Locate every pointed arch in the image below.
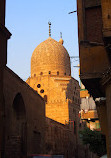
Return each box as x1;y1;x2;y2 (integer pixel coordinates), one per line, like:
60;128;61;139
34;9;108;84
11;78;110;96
12;93;26;119
10;93;27;156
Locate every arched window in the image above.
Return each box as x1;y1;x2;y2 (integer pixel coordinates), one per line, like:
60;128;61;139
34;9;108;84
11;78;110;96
57;71;59;75
40;72;43;75
34;74;36;77
49;71;51;74
37;84;41;88
44;95;47;103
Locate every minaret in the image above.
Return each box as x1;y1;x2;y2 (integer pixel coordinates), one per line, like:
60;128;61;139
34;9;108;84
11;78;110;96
0;1;11;158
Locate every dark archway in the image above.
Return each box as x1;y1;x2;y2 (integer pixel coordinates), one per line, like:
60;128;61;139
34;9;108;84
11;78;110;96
6;93;27;158
13;93;26;120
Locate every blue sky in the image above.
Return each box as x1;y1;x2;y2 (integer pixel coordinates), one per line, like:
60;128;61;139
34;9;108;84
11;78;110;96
6;0;79;81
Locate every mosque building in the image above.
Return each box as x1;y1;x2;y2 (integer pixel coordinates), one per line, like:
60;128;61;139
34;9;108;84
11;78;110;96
26;23;97;158
26;24;80;125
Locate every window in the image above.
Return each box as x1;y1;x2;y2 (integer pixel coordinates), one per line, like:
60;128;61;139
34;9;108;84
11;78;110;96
37;84;41;88
34;74;36;77
74;121;76;134
64;73;66;75
73;96;74;101
49;71;51;74
57;71;59;75
40;72;43;75
79;123;81;128
40;89;44;93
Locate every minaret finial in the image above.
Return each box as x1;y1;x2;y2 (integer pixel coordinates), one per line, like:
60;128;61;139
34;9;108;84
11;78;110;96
60;32;62;39
48;21;51;37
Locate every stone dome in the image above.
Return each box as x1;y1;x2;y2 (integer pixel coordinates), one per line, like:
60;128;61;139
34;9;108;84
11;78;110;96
31;37;71;77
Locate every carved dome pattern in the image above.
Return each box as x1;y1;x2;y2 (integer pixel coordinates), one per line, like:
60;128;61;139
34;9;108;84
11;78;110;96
31;37;71;76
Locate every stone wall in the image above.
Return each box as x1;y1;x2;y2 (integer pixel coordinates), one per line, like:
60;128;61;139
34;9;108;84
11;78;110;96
45;117;75;158
3;67;45;157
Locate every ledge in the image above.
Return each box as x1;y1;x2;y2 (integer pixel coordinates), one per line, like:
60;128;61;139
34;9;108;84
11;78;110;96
80;40;104;47
0;23;11;39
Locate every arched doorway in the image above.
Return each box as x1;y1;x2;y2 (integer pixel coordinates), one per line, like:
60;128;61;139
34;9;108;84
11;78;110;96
6;93;27;158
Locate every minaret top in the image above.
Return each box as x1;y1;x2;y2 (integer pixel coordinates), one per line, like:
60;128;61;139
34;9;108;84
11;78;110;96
48;21;51;37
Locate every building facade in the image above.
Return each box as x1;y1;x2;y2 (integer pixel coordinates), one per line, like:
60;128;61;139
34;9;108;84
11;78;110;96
26;36;81;157
80;83;101;131
77;0;111;157
4;67;45;158
26;34;98;158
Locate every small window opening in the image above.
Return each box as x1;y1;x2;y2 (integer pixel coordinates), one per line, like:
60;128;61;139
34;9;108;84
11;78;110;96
40;72;43;75
57;71;59;75
34;74;36;77
74;121;76;134
49;71;51;74
64;73;66;75
79;123;81;127
37;84;41;88
40;89;44;93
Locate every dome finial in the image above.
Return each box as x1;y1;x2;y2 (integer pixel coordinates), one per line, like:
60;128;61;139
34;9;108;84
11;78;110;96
48;21;51;37
59;32;64;45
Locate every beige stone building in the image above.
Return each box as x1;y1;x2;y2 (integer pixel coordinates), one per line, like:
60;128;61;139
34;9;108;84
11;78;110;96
26;35;97;158
26;37;80;125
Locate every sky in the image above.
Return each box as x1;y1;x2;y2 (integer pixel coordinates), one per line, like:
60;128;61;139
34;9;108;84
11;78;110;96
5;0;79;81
